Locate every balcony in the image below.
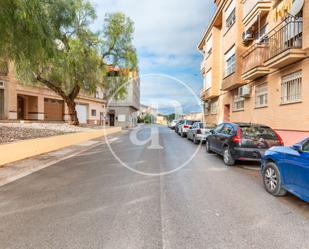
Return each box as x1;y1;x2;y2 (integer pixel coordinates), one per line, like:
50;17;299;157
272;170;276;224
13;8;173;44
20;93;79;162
243;0;272;28
201;87;219;101
222;72;245;91
264;17;306;69
242;43;270;81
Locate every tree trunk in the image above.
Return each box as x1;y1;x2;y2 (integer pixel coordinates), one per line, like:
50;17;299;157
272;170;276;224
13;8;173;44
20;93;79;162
35;74;81;126
66;99;79;126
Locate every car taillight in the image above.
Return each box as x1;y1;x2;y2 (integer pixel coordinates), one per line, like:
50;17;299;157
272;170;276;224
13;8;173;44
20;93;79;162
233;127;241;143
274;130;284;146
196;129;201;134
184;125;189;128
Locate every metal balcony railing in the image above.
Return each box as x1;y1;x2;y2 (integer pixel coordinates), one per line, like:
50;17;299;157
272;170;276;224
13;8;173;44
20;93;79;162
265;16;303;61
242;43;267;74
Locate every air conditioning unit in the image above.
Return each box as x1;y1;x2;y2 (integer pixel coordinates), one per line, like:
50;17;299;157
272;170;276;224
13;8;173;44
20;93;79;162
0;81;4;89
240;85;251;98
242;30;254;43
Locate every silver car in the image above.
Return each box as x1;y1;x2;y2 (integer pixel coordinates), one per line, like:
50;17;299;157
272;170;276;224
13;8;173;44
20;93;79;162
187;122;216;144
169;119;179;129
178;120;197;137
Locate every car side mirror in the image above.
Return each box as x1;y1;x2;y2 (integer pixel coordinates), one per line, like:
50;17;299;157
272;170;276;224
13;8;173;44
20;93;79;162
292;143;302;152
210;129;214;134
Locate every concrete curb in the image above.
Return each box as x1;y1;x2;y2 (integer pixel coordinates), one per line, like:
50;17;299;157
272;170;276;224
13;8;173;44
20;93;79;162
0;127;121;166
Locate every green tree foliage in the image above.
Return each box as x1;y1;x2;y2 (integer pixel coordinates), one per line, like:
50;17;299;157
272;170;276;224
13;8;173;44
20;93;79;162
138;114;154;124
165;113;176;121
100;13;138;102
0;0;137;125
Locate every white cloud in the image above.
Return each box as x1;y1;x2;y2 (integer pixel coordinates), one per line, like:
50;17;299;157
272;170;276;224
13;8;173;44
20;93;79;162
90;0;215;113
91;0;215;57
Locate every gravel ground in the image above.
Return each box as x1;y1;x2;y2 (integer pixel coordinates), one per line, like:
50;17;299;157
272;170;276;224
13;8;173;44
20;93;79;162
0;126;69;144
0;123;103;144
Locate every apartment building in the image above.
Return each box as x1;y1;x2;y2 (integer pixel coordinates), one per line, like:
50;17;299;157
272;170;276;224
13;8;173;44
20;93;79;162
0;62;106;125
107;67;140;128
198;0;309;144
181;112;203;121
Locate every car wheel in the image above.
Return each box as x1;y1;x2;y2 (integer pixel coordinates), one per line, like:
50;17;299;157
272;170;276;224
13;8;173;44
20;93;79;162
193;136;198;144
181;131;185;137
263;162;287;197
205;139;212;153
223;147;235;166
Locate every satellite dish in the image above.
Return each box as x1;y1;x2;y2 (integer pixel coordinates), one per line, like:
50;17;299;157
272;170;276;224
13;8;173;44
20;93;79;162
289;0;304;16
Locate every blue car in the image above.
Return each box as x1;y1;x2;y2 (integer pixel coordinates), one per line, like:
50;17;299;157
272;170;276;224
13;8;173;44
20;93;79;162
261;138;309;202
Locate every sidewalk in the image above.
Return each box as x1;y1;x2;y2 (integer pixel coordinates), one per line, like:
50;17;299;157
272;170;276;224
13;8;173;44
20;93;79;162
0;138;104;187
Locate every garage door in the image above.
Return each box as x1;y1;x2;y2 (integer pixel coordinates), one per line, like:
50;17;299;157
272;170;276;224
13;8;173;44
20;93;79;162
44;98;64;121
76;104;88;124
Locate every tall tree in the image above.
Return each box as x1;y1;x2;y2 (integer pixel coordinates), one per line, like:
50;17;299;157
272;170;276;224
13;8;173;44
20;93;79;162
99;13;138;102
17;0;101;125
0;1;137;125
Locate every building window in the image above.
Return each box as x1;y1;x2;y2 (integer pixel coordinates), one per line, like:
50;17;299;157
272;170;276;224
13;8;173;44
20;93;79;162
203;77;207;90
255;24;268;42
255;83;268;108
225;0;236;30
225;46;236;77
91;109;97;116
204;102;209;116
281;71;302;104
210;101;218;115
206;35;212;55
204;69;212;90
233;88;244;111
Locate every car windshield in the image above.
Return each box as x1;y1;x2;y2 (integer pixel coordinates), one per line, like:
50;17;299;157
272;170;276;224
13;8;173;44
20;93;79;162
204;123;216;129
240;126;278;140
186;120;195;125
302;140;309;152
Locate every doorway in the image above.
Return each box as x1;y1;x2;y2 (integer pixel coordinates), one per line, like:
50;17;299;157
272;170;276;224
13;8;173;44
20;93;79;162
0;89;4;119
17;96;25;120
224;104;231;122
109;113;115;126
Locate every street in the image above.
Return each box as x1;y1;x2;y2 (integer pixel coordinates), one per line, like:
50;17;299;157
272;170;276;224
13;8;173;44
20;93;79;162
0;125;309;249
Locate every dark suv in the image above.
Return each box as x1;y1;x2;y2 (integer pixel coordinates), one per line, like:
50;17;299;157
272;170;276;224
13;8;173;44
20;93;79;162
205;122;284;165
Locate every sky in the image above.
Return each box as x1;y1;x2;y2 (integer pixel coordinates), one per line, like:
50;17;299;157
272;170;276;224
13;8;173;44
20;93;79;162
91;0;216;114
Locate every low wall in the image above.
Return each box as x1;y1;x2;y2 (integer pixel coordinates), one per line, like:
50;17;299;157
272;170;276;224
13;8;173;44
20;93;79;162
0;127;121;166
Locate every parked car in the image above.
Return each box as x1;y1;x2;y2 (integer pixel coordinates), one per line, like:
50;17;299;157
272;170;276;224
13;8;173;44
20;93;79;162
178;120;199;137
205;122;284;166
174;120;184;134
261;138;309;202
187;122;216;144
169;119;179;129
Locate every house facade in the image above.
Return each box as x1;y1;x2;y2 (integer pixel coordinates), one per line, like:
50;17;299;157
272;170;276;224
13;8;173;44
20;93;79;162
181;112;203;121
107;68;140;128
0;62;106;125
198;0;309;144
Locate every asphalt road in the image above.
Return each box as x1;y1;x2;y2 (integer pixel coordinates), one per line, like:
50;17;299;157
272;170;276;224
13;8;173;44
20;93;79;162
0;125;309;249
